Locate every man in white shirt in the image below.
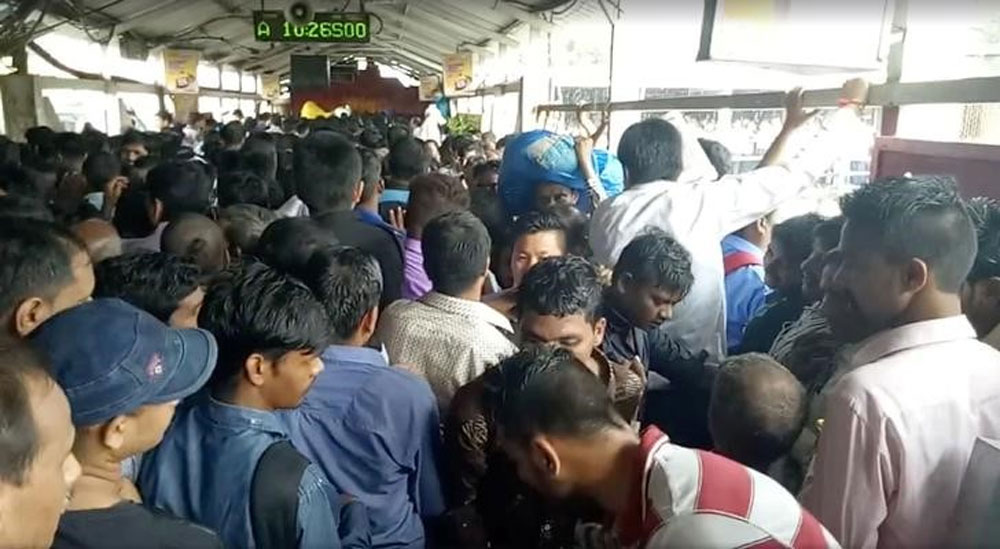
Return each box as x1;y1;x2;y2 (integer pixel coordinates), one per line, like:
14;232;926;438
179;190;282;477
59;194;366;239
590;80;868;362
802;176;1000;547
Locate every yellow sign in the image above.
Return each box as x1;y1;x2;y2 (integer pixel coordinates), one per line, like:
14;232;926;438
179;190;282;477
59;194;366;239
442;52;473;97
261;73;280;100
419;75;441;101
163;49;200;94
721;0;775;21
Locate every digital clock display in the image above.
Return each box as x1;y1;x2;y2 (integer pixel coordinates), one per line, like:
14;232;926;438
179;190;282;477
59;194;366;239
252;11;371;43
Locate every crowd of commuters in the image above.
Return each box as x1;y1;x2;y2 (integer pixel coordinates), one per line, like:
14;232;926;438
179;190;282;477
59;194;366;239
0;75;999;549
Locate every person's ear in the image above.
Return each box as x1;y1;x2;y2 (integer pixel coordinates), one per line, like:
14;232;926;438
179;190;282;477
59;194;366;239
351;180;364;207
983;277;1000;303
101;416;128;451
903;258;930;294
13;297;51;337
377;179;385;193
244;353;269;387
359;306;380;343
593;317;607;348
614;272;633;297
148;198;164;226
530;435;562;480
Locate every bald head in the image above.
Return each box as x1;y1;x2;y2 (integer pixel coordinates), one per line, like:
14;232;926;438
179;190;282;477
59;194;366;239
709;353;807;471
71;219;122;263
161;213;228;275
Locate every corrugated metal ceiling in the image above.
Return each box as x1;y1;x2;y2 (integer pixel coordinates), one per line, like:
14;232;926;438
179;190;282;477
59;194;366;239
67;0;613;77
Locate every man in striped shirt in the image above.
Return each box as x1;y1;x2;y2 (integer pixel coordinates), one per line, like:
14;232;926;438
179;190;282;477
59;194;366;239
493;346;839;549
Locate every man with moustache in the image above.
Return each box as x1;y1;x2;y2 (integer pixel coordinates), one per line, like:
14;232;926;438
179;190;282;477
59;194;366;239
802;176;1000;548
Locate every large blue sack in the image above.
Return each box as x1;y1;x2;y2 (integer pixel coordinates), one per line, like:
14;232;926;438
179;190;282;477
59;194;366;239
499;130;624;216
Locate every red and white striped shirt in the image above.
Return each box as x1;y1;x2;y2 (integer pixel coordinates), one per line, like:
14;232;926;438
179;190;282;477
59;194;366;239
616;427;840;549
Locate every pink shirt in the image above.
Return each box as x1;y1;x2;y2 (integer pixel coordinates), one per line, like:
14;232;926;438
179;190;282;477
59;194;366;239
801;316;1000;548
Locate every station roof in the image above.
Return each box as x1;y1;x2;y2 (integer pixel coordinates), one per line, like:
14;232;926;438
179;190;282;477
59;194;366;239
65;0;611;77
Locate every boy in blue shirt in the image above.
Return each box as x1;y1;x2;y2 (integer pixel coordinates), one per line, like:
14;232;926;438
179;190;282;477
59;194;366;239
139;261;369;548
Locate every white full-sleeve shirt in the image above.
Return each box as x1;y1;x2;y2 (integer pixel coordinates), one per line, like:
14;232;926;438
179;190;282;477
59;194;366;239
801;315;1000;548
589;109;859;362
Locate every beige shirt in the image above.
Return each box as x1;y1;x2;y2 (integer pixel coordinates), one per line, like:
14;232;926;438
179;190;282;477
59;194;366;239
801;316;1000;548
376;291;518;411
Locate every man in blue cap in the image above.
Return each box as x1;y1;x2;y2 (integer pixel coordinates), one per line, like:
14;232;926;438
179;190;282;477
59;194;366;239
30;298;222;548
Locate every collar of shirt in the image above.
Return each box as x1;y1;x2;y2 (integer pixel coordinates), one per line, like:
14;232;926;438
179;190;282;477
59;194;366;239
420;291;514;334
616;426;671;547
121;222;168;253
722;233;764;258
202;396;287;437
320;344;387;368
851;315;977;367
356;208;404;239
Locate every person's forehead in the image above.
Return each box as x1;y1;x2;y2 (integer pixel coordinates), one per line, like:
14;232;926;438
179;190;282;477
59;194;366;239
28;377;71;448
522;312;590;334
516;230;566;252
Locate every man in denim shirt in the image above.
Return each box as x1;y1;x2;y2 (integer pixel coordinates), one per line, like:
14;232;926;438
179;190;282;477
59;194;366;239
282;246;445;548
139;261;369;548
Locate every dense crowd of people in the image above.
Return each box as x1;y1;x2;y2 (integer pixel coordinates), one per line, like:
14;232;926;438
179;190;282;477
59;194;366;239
0;75;999;549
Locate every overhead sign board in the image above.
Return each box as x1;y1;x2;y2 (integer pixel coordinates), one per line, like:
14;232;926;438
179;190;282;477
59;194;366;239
253;11;370;43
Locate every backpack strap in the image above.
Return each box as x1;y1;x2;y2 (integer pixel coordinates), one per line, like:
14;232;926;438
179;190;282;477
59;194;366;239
250;440;310;549
723;251;762;276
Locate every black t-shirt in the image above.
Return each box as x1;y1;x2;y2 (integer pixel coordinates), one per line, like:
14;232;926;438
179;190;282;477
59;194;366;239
53;502;223;549
315;210;404;307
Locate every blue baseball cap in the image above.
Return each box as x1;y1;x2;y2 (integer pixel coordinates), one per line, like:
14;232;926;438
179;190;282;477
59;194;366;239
31;298;218;426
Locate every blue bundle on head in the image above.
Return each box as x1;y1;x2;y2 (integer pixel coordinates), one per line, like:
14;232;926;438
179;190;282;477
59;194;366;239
499;130;624;216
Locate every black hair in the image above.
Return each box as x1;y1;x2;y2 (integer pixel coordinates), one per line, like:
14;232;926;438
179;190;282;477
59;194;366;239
0;194;54;222
698;137;732;180
93;252;201;323
493;346;624;447
966;197;1000;282
82;151;121;192
55;132;87;162
0;344;52;486
199;260;330;394
221;121;245;147
360;127;385;149
772;214;825;265
239;135;278;181
0;163;39;197
147;160;213;219
541;204;590;257
617;119;683;186
294;131;362;214
841;176;976;293
359;148;383;203
301;246;382;342
813;216;845;252
472;159;501;181
256;217;337;275
422;211;491;296
217;171;272;209
218;204;278;257
614;230;694;297
387;137;430;181
0;218;84;320
709;353;807;470
120;130;146;150
386;125;410;147
512;210;567;246
406;173;470;233
517;256;602;322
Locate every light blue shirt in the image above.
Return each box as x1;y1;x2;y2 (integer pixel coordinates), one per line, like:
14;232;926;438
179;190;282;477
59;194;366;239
722;234;769;353
281;346;445;548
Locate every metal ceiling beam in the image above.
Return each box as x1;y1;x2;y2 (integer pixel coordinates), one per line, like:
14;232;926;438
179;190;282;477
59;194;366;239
405;1;519;46
115;0;204;34
367;5;483;52
439;0;554;32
